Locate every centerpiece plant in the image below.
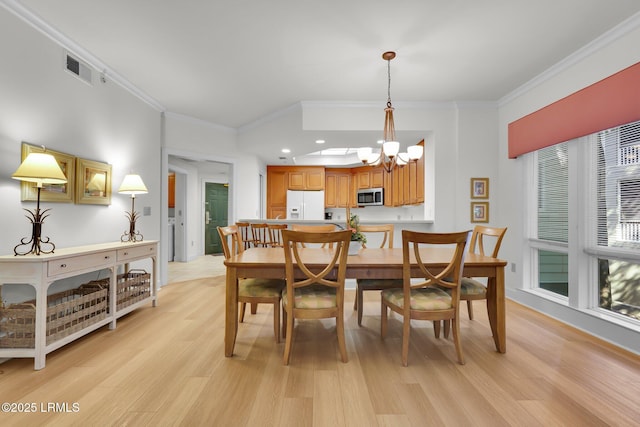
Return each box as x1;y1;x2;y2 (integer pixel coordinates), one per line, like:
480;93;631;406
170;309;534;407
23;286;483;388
348;214;367;245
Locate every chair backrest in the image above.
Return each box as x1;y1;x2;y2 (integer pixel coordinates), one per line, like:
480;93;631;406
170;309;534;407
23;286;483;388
469;225;507;258
291;224;337;248
217;225;243;259
235;222;253;250
251;223;270;247
267;223;288;248
359;224;394;248
281;229;352;294
401;230;471;305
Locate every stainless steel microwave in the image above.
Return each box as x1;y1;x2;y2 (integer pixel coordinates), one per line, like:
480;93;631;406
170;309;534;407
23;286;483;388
357;188;384;206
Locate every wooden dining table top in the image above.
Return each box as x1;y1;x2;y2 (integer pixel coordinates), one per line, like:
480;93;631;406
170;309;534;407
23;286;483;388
223;246;507;279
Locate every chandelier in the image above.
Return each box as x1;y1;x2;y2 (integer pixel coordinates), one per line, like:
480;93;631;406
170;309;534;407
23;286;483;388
357;51;423;173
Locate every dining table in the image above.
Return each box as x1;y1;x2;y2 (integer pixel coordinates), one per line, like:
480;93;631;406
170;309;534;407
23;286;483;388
223;247;508;357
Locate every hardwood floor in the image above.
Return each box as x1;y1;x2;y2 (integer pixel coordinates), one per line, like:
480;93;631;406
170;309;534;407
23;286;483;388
0;256;638;426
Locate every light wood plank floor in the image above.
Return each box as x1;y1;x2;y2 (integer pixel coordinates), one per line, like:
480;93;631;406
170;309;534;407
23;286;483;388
0;256;638;426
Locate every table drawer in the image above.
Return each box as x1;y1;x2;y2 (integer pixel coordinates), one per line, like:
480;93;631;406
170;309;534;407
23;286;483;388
47;251;116;277
117;244;157;262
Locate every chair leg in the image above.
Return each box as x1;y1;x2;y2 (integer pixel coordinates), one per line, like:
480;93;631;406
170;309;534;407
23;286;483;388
283;309;294;365
251;302;258;314
451;315;465;365
239;302;246;323
381;300;388;338
273;301;280;343
353;290;357;310
336;313;348;363
282;304;287;338
444;320;450;339
433;320;441;338
356;285;364;326
467;299;474;320
402;316;411;367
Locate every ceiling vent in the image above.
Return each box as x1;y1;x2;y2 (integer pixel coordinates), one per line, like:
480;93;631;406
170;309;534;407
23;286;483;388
64;51;92;85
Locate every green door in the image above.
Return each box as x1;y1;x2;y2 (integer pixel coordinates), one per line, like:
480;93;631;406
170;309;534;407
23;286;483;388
205;183;228;255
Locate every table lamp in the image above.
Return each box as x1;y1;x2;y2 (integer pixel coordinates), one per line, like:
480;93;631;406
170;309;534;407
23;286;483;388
11;152;68;256
118;173;148;242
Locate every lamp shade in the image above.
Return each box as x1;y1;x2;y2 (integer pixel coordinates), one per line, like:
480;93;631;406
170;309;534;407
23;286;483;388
12;152;67;186
118;174;148;195
357;147;372;162
408;145;423;160
383;141;399;157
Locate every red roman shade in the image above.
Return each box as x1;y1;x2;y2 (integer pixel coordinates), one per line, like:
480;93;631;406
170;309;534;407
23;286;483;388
508;61;640;158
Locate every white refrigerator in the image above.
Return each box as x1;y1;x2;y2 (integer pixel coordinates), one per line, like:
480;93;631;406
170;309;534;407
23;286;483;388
286;190;325;220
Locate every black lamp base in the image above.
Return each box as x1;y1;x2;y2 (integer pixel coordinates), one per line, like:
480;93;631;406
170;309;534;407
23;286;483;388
121;211;143;242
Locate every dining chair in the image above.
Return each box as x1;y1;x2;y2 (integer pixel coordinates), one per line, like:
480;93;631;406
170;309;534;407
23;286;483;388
381;229;471;366
235;222;254;250
290;224;337;248
461;225;508;319
353;224;402;326
440;225;507;338
267;223;288;248
217;225;285;342
251;223;271;247
281;229;352;365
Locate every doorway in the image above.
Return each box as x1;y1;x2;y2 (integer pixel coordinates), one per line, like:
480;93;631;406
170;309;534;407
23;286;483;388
205;182;228;254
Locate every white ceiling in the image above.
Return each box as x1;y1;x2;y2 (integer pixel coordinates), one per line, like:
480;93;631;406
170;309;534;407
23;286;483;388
9;0;640;164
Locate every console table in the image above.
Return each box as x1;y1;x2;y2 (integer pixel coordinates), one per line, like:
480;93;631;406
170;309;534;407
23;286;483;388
0;241;158;369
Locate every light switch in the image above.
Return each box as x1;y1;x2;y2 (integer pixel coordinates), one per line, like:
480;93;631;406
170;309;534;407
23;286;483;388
143;206;151;216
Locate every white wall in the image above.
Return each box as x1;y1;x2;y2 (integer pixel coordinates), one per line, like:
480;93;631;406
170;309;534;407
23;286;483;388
497;24;640;352
0;9;161;257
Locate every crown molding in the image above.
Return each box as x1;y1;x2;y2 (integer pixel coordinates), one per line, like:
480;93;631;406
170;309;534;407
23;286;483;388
1;0;165;112
499;11;640;106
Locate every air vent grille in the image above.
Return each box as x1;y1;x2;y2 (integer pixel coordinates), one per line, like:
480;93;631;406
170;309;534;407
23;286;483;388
64;51;92;85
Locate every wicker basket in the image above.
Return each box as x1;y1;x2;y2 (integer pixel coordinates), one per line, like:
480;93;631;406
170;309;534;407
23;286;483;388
116;269;151;311
0;303;36;348
0;280;109;348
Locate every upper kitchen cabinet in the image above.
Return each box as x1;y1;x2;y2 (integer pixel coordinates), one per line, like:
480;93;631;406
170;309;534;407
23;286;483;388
288;167;325;190
325;168;352;208
355;166;385;189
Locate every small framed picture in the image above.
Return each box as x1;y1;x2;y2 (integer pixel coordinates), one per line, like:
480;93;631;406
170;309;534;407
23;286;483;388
471;202;489;223
75;158;112;205
20;142;75;203
471;177;489;199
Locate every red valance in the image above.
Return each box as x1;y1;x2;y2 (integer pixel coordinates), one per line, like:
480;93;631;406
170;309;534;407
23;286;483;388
508;62;640;158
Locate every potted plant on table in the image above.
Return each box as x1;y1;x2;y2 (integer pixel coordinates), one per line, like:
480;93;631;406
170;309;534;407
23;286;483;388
348;214;366;254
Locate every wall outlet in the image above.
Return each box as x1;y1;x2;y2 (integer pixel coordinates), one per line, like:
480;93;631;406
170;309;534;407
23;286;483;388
511;263;516;273
143;206;151;216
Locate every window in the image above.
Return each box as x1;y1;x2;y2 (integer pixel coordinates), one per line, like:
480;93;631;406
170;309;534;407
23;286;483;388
529;120;640;322
535;143;568;296
593;122;640;320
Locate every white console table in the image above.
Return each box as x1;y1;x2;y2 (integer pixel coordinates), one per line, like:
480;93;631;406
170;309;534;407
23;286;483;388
0;241;158;370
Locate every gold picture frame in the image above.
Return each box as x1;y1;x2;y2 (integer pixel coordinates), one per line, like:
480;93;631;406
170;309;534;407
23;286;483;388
75;158;112;205
471;202;489;223
20;142;75;203
470;177;489;199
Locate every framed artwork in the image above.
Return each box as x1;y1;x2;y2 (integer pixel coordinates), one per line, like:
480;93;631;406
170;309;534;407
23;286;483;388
75;158;112;205
20;142;75;203
471;202;489;223
470;177;489;199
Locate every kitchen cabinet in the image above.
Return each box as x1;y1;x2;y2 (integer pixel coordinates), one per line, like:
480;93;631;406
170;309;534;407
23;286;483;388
267;167;288;219
325;169;352;208
288;167;325;190
355;166;385;189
